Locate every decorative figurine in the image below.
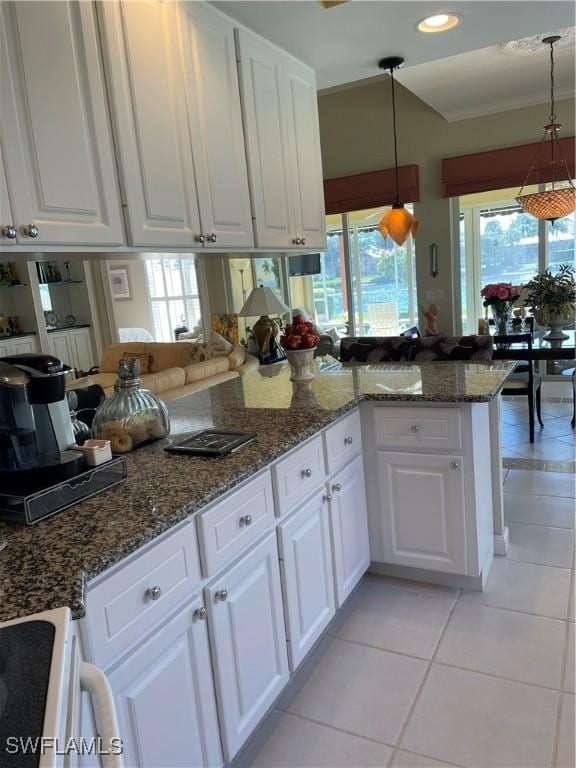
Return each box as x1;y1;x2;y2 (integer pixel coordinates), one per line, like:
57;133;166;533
420;303;440;336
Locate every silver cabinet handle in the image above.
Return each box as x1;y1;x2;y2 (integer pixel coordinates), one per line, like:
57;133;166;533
323;494;333;503
23;224;39;238
301;237;306;245
195;234;205;243
301;468;312;478
450;461;460;469
332;483;342;492
410;425;420;433
239;514;253;527
207;233;217;243
293;237;302;245
2;225;16;239
146;585;162;601
215;589;228;602
194;607;207;621
344;436;353;445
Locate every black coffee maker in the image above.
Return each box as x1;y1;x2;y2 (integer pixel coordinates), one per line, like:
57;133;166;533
0;353;84;487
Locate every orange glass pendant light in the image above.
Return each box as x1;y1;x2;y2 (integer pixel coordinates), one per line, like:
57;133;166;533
377;56;419;246
516;36;575;222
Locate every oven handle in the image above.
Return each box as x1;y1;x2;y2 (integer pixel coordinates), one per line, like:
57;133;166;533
79;662;124;768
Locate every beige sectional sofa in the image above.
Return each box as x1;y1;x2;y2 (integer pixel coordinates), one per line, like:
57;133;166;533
69;341;259;400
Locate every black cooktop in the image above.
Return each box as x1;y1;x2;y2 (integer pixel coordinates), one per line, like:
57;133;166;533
0;621;55;768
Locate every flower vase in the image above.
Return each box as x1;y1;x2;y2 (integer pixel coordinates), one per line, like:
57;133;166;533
285;347;316;382
492;304;512;335
543;310;570;341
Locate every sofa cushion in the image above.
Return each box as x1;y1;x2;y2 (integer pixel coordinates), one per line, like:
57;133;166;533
100;343;148;373
184;357;230;384
227;344;247;370
143;342;195;373
140;367;186;394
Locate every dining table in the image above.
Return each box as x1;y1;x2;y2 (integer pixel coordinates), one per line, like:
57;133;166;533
492;329;575;362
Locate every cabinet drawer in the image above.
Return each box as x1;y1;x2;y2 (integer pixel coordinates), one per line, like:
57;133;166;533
197;470;274;576
272;435;326;517
324;409;362;474
373;406;462;451
85;522;202;668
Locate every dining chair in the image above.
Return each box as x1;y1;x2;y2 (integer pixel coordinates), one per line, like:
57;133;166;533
400;326;421;338
497;332;543;443
561;368;575;428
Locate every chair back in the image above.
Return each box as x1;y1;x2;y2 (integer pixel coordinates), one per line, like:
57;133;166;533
366;302;399;335
400;326;421;338
495;332;534;388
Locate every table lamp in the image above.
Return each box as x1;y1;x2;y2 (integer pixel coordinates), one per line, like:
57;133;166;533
239;286;290;361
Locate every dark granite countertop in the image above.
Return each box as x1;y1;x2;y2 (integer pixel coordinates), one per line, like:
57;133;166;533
0;360;515;622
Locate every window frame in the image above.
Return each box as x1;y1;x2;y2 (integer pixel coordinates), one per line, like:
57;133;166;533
144;257;201;342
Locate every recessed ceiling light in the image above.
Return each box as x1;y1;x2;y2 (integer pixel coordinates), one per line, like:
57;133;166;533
417;13;461;33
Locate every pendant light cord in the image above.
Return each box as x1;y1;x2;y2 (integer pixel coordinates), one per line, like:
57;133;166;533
548;39;557;124
389;65;400;204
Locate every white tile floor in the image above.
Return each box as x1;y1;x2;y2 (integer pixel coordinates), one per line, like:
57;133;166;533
501;398;575;463
235;463;575;768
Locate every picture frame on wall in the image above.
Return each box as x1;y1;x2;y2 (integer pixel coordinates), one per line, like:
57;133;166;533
109;266;131;300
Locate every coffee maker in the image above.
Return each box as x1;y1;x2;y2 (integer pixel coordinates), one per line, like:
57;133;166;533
0;353;84;487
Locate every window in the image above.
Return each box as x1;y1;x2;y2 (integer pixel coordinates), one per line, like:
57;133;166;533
144;257;201;342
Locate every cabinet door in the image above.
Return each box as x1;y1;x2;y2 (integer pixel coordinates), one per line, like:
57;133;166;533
108;594;223;768
69;328;95;373
49;332;73;368
98;1;203;248
236;30;294;248
11;336;37;355
278;490;335;670
0;1;124;246
176;3;254;248
0;340;11;358
206;532;289;762
0;143;16;246
330;455;370;607
376;451;467;574
284;59;326;250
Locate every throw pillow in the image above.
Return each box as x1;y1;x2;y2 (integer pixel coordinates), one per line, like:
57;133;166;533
189;344;208;363
227;344;247;370
209;331;233;352
123;351;152;374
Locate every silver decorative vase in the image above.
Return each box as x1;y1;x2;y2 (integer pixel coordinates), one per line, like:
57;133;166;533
543;310;570;341
285;347;316;382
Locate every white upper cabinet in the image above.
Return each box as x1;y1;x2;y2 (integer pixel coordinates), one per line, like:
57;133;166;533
98;1;203;248
284;58;327;250
237;29;327;250
236;30;293;248
0;2;124;246
176;2;254;249
0;144;16;245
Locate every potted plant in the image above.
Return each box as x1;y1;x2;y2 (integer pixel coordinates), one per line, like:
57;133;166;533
480;283;521;334
525;264;575;341
280;314;320;381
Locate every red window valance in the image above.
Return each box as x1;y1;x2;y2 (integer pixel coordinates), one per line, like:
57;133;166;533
442;137;575;198
323;165;420;215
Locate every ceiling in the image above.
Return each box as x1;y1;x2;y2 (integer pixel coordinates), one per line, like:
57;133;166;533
212;1;575;120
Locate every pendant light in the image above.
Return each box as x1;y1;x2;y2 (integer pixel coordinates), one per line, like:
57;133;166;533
516;36;575;222
377;56;419;246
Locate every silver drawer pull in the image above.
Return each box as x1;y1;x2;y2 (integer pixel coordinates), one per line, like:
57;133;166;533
323;494;333;503
146;585;162;601
239;514;253;527
302;468;312;478
215;589;228;602
450;461;460;469
410;425;420;433
194;607;207;621
332;483;342;492
2;225;17;240
344;436;353;445
23;223;39;238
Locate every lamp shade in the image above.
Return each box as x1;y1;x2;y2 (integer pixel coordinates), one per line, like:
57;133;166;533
516;188;576;222
378;205;419;246
239;286;290;317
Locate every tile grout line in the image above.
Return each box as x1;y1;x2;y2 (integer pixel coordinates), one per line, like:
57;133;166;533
272;707;397;750
386;588;462;767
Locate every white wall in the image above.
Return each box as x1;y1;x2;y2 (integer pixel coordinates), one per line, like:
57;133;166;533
105;260;155;338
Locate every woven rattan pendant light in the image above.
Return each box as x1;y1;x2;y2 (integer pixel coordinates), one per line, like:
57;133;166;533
377;56;419;246
516;36;575;222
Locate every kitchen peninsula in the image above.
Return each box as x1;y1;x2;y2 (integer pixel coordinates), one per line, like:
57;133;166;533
0;360;514;766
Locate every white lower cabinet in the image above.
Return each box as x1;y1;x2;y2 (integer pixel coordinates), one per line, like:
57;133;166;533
206;532;289;762
329;454;371;606
376;451;467;574
49;327;95;372
108;594;222;768
0;334;37;357
278;490;335;671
